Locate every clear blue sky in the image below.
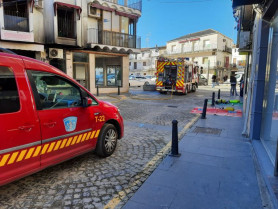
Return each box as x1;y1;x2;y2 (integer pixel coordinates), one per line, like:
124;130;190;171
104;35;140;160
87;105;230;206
137;0;236;48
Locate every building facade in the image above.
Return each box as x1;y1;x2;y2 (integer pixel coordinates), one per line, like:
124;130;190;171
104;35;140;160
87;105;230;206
232;0;278;206
0;0;142;94
163;29;234;83
231;47;246;71
129;46;165;76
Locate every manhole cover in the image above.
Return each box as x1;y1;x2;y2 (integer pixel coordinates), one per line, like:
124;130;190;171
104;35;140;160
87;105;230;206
167;105;178;108
193;127;222;135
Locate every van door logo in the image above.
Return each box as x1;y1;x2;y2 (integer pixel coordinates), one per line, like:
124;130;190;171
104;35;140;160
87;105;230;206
63;117;77;132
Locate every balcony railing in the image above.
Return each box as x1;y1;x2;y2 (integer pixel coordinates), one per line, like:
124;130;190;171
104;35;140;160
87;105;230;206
166;44;218;55
88;28;141;49
223;46;232;53
4;10;29;32
102;0;142;11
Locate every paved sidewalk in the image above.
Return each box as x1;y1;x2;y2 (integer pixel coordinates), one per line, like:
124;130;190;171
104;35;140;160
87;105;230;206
123;115;268;209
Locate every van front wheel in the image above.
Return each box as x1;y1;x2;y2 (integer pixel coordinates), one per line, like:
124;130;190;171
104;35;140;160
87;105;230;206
96;124;118;157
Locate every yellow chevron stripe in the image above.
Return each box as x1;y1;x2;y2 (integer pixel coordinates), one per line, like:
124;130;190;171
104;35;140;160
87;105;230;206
33;146;42;157
66;137;73;147
41;144;49;155
95;130;100;138
17;150;27;162
60;139;68;149
25;147;35;159
0;154;10;167
81;133;87;142
0;131;95;167
90;131;96;139
76;134;83;144
71;136;78;145
54;140;62;151
47;142;56;153
8;152;19;165
86;132;92;140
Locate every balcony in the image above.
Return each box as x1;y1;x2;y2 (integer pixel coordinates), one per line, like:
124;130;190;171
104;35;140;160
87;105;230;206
223;46;232;53
102;0;142;11
88;28;141;49
166;44;218;55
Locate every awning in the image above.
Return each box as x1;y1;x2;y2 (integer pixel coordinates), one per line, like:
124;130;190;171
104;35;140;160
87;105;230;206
115;11;139;19
54;2;82;19
90;3;115;12
232;0;263;7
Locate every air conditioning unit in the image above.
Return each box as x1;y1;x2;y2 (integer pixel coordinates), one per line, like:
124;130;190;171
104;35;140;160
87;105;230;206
88;6;101;18
49;48;63;59
34;0;43;9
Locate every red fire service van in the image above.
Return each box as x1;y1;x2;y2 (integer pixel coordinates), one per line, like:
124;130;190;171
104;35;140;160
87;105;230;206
0;53;124;186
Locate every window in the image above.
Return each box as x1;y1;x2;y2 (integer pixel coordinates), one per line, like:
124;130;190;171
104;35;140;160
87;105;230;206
3;0;29;32
96;57;122;87
193;41;199;51
107;66;122;86
29;71;83;110
96;67;104;86
57;7;76;38
0;66;20;114
73;53;89;89
203;40;211;49
171;45;177;53
134;62;137;69
143;62;146;66
121;16;129;34
203;57;208;64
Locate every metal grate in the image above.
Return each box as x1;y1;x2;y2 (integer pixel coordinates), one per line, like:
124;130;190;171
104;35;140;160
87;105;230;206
193;127;222;135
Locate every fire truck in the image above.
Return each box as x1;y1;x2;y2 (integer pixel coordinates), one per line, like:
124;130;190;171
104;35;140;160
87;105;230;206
156;57;199;95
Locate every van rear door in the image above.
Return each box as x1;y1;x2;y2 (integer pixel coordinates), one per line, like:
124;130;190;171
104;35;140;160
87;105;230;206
0;55;41;185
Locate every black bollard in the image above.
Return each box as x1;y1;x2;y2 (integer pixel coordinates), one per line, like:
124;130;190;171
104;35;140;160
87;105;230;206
218;89;221;99
201;99;208;119
212;92;215;106
97;85;99;96
170;120;180;157
118;85;120;95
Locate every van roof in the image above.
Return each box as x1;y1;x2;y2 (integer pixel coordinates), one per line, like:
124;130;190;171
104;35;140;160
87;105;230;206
0;52;68;78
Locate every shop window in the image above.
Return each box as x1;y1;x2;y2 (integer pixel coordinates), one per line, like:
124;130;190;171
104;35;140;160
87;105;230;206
107;66;122;87
96;67;104;86
261;16;278;166
0;66;20;114
3;0;29;32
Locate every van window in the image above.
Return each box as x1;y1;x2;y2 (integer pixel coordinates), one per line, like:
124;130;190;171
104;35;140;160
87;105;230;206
0;66;20;114
28;71;83;110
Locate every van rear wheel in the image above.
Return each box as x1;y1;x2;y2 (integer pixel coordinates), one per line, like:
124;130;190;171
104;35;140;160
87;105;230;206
96;124;118;157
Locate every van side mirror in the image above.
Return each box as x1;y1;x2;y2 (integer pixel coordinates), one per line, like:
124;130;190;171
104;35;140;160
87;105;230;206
83;97;93;107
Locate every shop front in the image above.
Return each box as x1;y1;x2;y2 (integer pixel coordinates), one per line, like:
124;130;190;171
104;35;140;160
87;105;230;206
68;51;129;95
260;11;278;171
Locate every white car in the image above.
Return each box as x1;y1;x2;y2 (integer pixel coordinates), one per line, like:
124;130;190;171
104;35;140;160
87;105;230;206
129;76;153;87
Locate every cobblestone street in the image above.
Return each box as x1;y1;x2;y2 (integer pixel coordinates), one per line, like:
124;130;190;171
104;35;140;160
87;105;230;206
0;85;231;209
